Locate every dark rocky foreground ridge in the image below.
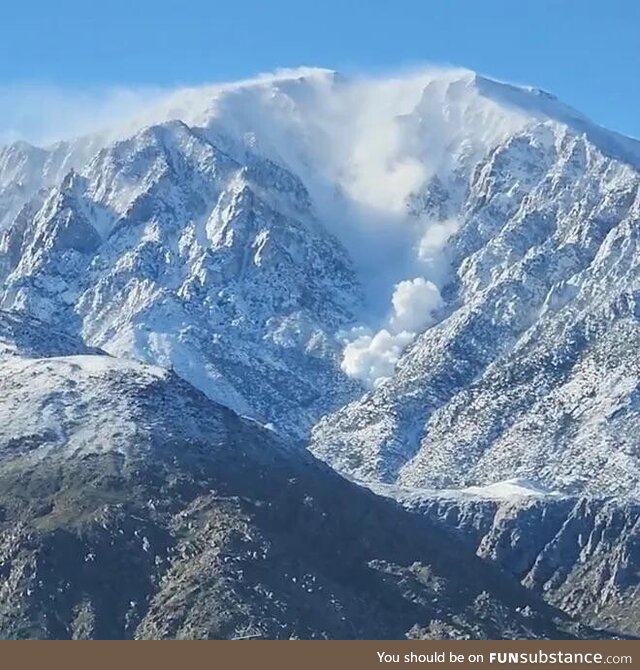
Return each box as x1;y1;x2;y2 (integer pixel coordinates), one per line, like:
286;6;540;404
387;488;640;637
0;311;600;640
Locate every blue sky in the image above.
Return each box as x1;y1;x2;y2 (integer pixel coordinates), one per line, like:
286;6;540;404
1;0;639;138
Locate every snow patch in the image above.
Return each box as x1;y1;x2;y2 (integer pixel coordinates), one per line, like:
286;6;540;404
454;478;564;501
372;478;565;504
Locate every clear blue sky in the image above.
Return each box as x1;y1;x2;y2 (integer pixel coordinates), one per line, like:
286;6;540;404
2;0;639;138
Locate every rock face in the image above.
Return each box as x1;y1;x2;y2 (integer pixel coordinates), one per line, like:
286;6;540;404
0;311;590;640
385;485;640;636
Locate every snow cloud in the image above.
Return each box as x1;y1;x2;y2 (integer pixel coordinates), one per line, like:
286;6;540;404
334;79;430;214
418;218;461;265
341;328;414;387
389;277;443;332
0;84;169;146
341;277;443;389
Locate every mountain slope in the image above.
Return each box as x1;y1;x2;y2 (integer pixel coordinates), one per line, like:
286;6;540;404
309;83;640;495
0;118;363;438
0;311;591;640
381;485;640;637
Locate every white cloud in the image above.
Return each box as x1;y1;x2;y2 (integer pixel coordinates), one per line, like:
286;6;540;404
418;218;461;264
341;277;443;389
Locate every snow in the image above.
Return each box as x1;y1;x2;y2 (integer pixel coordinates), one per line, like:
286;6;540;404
372;478;565;504
341;277;443;388
0;351;169;460
451;478;565;501
0;352;167;382
390;278;443;332
341;328;414;389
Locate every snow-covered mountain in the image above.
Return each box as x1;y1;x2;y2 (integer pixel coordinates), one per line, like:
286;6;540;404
0;82;366;437
2;66;640;497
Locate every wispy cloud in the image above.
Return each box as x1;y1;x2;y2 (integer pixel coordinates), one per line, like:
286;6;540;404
0;84;170;146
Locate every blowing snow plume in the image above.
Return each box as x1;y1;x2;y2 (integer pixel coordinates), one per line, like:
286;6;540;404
341;277;444;389
117;66;509;389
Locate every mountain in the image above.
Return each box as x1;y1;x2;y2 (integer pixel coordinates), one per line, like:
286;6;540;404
377;482;640;637
2;67;640;494
0;98;365;439
0;310;593;640
307;73;640;497
1;66;640;639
